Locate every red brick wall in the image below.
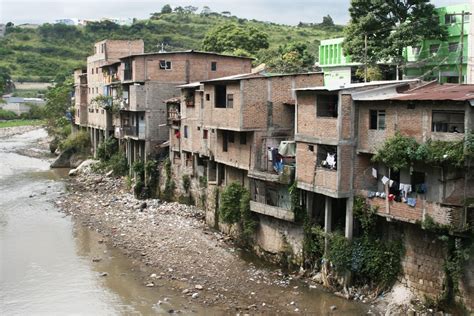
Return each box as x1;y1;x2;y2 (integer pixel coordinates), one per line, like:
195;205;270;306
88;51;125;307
296;92;338;140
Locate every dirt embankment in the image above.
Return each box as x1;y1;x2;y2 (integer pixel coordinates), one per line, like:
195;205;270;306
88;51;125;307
0;125;44;138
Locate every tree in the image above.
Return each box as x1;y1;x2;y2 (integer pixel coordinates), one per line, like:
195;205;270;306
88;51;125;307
184;6;198;14
258;42;315;73
201;6;212;16
321;15;335;27
0;66;13;95
202;23;269;54
161;4;172;14
343;0;447;69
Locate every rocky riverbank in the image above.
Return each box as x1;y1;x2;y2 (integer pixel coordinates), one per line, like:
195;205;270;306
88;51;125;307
0;124;44;138
56;169;371;314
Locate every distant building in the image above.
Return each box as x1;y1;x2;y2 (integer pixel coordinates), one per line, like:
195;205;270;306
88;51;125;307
319;4;474;84
1;97;45;115
17;23;40;29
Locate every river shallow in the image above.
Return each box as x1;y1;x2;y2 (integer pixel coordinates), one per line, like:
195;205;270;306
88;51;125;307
0;129;369;315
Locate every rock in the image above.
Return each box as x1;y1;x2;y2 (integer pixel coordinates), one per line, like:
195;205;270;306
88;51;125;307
290;301;295;305
312;272;323;284
50;148;75;168
92;258;101;262
140;202;147;210
100;272;108;277
294;308;299;312
150;273;157;278
330;305;337;311
195;284;203;290
191;292;199;299
146;283;154;287
106;170;113;177
182;289;190;294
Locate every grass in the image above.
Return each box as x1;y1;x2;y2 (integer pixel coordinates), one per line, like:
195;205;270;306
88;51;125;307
0;119;45;128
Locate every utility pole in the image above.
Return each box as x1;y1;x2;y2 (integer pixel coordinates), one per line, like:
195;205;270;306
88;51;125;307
364;33;368;82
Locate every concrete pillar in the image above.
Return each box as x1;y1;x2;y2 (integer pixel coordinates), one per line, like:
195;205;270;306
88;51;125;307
324;196;332;253
345;196;354;240
306;192;314;218
93;128;98;158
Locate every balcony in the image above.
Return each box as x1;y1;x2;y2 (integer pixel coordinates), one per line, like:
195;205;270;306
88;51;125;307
249;138;296;184
167;109;181;124
249;201;295;222
115;126;145;139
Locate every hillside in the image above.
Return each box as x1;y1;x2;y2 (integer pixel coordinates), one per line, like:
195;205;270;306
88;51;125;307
0;12;343;82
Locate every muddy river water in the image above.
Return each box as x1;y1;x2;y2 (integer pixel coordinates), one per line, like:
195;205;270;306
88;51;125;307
0;129;368;315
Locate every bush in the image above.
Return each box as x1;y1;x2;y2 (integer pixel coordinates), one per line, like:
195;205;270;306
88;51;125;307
96;137;118;162
0;109;18;120
108;153;128;176
59;130;90;153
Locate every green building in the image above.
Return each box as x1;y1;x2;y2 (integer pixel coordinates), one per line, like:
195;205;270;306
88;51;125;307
319;3;472;85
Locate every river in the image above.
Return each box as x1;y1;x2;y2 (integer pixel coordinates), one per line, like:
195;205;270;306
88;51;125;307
0;129;368;315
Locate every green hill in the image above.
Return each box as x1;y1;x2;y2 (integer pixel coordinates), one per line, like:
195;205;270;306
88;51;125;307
0;12;343;82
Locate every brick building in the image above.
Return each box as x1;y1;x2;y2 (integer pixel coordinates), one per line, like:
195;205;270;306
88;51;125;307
73;39;145;153
295;80;474;308
111;51;252;166
169;72;324;257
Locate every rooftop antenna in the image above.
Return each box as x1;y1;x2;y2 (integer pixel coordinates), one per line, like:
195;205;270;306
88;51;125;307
158;42;166;53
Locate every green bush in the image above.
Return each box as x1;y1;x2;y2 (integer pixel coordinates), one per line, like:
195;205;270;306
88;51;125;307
219;182;258;245
59;130;90;153
108;153;128;176
182;174;191;192
96;137;118;162
0;109;18;120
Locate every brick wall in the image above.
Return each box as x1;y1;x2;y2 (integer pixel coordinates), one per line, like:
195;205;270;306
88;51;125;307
296;92;338;140
357;100;467;153
241;78;268;130
214;130;253;170
203;83;241;129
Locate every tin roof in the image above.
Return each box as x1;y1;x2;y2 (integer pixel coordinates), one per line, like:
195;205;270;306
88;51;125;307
389;83;474;101
120;50;254;60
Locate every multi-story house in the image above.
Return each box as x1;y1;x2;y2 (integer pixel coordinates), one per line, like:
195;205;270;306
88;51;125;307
352;82;474;308
319;4;474;85
111;51;253;166
295;80;474;309
169;72;324;256
73;68;88;127
80;39;145;154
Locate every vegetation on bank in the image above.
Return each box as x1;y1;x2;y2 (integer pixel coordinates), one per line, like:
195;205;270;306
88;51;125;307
0;7;343;82
0;119;44;128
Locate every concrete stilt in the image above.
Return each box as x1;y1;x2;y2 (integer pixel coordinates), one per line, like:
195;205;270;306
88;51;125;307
345;196;354;240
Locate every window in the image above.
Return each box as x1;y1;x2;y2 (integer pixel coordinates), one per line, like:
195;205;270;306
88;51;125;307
227;94;234;108
159;60;172;70
197;126;201;131
308;145;314;152
203;129;208;139
430;44;440;55
445;14;456;24
228;131;235;143
215;85;227;108
184;125;189;138
448;42;459;52
316;94;338;117
317;145;337;170
223;131;228;152
206;94;210;101
432;111;465;133
464;13;470;23
239;132;247;145
369;110;386;130
185;152;192;167
411;46;421;55
411;171;426;193
211;61;217;71
96;67;98;74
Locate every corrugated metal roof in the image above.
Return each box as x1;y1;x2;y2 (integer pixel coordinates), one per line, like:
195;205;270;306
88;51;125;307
295;79;417;92
389;83;474;101
176;82;202;88
120;50;254;60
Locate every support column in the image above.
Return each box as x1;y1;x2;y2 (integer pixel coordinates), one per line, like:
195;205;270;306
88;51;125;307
345;196;354;240
306;192;314;218
324;196;332;253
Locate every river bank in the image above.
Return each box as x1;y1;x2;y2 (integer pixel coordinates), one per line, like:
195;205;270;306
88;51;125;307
57;169;370;314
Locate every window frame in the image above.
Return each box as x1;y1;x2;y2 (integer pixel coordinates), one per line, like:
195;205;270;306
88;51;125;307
369;109;386;130
211;61;217;71
227;94;234;108
159;60;172;70
432;110;465;133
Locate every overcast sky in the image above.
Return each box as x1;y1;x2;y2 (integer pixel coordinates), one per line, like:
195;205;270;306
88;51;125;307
0;0;465;26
